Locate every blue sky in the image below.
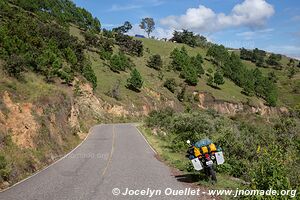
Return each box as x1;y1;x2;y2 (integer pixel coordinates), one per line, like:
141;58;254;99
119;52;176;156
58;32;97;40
73;0;300;59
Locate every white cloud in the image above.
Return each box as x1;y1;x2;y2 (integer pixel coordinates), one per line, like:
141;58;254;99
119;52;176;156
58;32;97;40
236;28;274;40
160;0;275;33
108;4;142;12
102;23;120;28
136;0;164;7
107;0;164;12
292;15;300;21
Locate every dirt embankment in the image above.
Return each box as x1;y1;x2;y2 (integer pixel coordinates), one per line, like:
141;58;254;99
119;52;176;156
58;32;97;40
0;91;39;148
0;80;106;189
197;92;289;116
101;87;179;118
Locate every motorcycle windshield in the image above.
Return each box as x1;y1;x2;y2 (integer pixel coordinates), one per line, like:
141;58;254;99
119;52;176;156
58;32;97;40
194;139;212;148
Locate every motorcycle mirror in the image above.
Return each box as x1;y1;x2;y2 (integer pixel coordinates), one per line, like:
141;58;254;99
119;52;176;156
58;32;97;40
186;140;191;144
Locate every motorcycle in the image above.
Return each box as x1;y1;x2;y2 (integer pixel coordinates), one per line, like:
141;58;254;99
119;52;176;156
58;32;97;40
186;139;224;182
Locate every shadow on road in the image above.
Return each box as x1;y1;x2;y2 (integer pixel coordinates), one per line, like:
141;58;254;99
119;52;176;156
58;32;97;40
175;174;205;183
174;173;209;183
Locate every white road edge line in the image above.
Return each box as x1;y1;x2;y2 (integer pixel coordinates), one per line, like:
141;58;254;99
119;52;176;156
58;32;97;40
135;125;157;155
0;124;101;193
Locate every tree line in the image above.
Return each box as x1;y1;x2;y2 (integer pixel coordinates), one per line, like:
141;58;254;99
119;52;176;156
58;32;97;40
7;0;101;33
0;0;97;88
240;48;285;70
208;45;278;106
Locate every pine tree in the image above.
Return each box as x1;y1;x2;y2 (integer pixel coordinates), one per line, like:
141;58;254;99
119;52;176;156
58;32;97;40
127;69;143;91
213;71;225;87
184;65;198;86
191;54;204;76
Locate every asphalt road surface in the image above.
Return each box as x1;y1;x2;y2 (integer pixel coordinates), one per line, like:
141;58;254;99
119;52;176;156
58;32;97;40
0;124;203;200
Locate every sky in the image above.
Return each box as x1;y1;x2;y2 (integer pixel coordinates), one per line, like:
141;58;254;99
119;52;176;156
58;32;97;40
73;0;300;59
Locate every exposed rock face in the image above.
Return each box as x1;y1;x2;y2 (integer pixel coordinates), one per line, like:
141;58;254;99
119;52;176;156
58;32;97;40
1;91;39;148
197;92;289;116
106;105;130;116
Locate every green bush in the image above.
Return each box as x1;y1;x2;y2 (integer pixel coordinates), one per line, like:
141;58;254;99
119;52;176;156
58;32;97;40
213;71;225;87
82;63;97;89
147;54;163;70
145;109;300;190
182;65;198;86
64;47;77;65
126;69;143;92
0;155;10;181
250;146;290;191
109;52;133;72
5;54;25;79
115;33;143;57
163;78;177;93
145;107;174;128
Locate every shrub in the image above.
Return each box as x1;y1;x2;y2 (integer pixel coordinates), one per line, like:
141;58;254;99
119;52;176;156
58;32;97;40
115;33;143;57
250;146;291;191
83;31;99;47
0;154;10;181
163;78;177;93
126;69;143;91
82;62;97;89
145;110;300;190
147;54;163;70
170;47;189;71
146;108;174;128
266;53;282;69
182;65;198;86
5;54;25;79
190;54;204;76
64;47;77;65
213;71;225;87
109;52;133;72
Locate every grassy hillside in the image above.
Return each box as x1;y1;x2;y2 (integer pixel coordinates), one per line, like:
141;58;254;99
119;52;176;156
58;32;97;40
89;38;297;109
138;38;261;104
241;58;300;107
77;34;262;108
69;23;299;110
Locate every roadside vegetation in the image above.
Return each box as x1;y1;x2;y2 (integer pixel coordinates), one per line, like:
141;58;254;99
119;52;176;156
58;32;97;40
0;0;300;193
142;108;300;198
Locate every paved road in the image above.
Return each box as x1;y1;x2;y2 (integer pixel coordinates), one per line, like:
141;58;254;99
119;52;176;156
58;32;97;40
0;124;202;200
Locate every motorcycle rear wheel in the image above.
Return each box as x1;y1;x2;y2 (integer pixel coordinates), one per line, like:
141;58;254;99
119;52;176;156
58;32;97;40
208;166;217;182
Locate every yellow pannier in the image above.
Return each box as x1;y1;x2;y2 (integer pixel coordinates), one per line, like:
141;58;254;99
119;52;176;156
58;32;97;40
209;143;217;152
193;143;217;157
194;147;201;157
201;146;208;154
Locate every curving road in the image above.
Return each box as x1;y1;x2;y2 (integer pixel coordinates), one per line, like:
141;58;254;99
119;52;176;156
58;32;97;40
0;124;204;200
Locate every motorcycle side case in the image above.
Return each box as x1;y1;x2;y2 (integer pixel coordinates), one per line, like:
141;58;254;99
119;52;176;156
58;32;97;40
215;151;225;165
191;158;203;171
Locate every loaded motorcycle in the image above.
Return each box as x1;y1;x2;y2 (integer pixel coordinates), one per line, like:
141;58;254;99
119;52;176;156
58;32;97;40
186;139;224;182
